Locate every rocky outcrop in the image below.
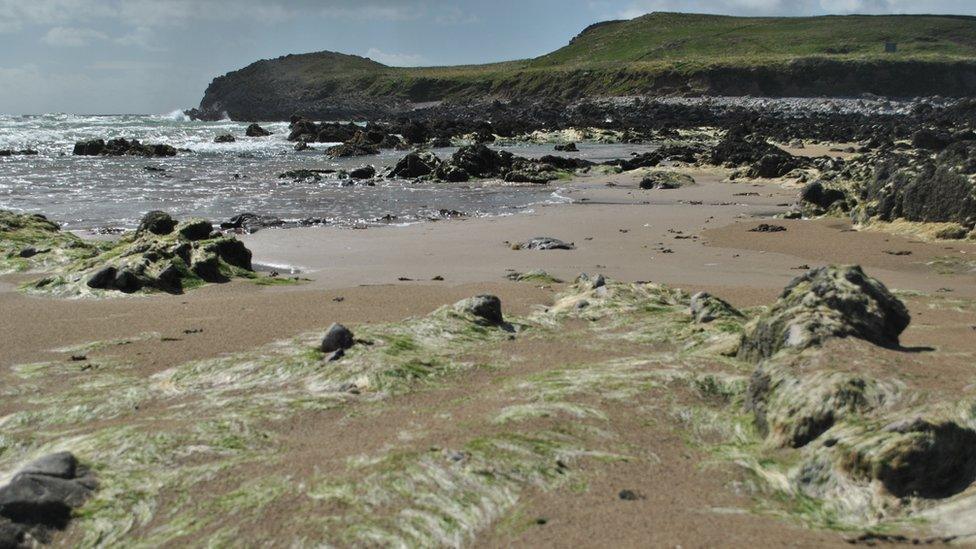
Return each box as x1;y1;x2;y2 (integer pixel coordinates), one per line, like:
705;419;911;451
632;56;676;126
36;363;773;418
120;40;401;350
689;292;742;323
739;265;910;362
860;141;976;227
0;452;96;547
219;212;285;233
30;211;253;296
214;134;236;143
73;138;177;157
0;211;100;274
711;130;804;178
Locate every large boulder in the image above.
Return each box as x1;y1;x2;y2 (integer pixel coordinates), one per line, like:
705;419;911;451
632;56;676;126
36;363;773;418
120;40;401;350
326;142;378;158
739;265;910;361
73;138;176;157
639;171;695;190
437;144;514;180
800;181;847;211
321;323;355;353
213;134;236;143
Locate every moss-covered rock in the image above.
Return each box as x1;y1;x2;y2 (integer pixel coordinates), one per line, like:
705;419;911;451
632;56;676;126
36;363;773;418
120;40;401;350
739;265;910;361
0;210;103;274
27;212;253;296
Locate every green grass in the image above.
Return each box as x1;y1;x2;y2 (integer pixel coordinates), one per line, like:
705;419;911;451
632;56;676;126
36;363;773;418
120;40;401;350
204;12;976;113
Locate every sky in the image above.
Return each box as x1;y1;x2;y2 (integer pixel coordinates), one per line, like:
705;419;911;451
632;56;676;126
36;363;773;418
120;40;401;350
2;0;976;114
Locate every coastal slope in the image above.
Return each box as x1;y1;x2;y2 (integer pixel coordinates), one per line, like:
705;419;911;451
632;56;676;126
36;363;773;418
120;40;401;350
198;12;976;120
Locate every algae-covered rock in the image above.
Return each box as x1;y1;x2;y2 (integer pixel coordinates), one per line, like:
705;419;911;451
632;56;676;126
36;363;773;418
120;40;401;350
28;213;253;296
828;416;976;499
747;365;896;448
0;210;101;274
689;292;742;323
739;265;910;361
639;171;696;190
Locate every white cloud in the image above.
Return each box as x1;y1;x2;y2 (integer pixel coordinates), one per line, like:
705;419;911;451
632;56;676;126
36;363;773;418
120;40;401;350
115;26;165;51
365;48;429;67
42;26;108;47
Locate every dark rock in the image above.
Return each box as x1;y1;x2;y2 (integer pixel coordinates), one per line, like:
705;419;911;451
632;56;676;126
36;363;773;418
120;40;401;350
220;213;284;233
739;265;910;361
554;143;578;152
0;452;95;543
711;131;803;178
749;224;787;233
137;211;177;236
86;266;117;289
112;268;143;293
348;165;376;179
18;247;39;258
294;141;311;151
390;151;441;178
800;181;847;210
321;323;355;353
213;134;236;143
245;123;272;137
454;295;504;325
212;238;253;269
911;129;953;151
178;219;214;241
325;142;378;158
437;144;513;180
73;138;177;157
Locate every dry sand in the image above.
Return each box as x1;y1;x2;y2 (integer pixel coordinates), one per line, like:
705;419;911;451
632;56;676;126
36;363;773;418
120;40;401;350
2;165;974;546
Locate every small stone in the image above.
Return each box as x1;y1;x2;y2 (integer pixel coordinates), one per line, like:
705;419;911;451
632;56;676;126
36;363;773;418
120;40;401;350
618;489;641;501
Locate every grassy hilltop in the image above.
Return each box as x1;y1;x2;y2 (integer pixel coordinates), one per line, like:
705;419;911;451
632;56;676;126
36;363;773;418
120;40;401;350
199;12;976;119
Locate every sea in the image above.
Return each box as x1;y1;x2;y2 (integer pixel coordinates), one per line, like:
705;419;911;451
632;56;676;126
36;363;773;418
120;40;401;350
0;112;655;231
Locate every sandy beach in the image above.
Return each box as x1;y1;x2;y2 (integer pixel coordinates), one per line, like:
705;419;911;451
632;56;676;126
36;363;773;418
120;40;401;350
3;165;975;546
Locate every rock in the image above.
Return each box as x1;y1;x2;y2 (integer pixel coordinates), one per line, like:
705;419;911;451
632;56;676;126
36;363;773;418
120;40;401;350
515;237;575;250
18;452;77;479
73;138;177;157
639;171;695;189
348;165;376;179
245;123;272;137
219;213;284;233
436;144;513;180
911;129;953;151
390;151;441;178
711;131;803;178
72;138;105;156
0;452;96;544
554;142;578;152
865;142;976;226
177;219;214;241
842;417;976;498
325;142;378;158
287;118;320;142
278;169;333;182
800;181;846;210
137;211;177;236
18;247;39;258
454;295;504;325
749;224;787;233
689;292;743;323
294;141;311;151
214;134;236;143
739;265;910;361
86;266;117;289
320;323;354;353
